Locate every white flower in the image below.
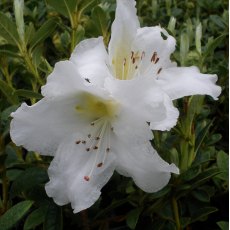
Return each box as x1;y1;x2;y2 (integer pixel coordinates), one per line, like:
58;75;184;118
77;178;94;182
10;0;221;213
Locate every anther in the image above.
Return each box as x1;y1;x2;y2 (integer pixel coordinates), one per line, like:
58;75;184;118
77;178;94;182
91;122;95;126
97;163;103;167
82;140;86;144
95;137;100;140
75;140;81;144
111;127;114;131
86;148;90;151
157;68;162;74
84;176;90;181
155;57;160;64
135;65;138;69
106;148;110;153
93;146;98;150
131;51;134;59
88;134;91;138
151;52;157;63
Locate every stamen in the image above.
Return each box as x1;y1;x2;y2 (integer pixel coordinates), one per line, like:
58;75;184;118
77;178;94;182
106;148;110;153
82;140;86;144
85;78;91;83
95;137;100;140
88;134;91;138
84;176;90;181
75;140;81;144
93;146;98;150
97;162;103;167
157;68;162;74
155;57;160;64
151;52;157;63
86;148;90;151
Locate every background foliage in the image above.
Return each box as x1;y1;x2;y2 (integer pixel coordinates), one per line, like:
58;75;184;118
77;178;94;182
0;0;228;229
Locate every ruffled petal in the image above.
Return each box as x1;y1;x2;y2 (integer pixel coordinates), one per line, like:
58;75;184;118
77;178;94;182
45;134;116;213
130;26;176;78
10;97;86;156
108;0;140;78
70;37;111;86
157;66;221;100
115;140;179;193
150;94;179;131
41;61;86;98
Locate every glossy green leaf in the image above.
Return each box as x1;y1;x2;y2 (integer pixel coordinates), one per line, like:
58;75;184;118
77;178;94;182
24;206;48;230
43;203;62;230
0;12;20;46
126;208;141;230
216;151;229;181
29;18;57;50
0;201;34;230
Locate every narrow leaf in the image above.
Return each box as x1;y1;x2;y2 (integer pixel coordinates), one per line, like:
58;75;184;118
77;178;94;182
0;201;34;230
0;12;20;46
15;89;43;100
126;208;141;230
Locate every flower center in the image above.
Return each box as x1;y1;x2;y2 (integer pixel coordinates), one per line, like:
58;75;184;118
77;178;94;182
75;92;119;120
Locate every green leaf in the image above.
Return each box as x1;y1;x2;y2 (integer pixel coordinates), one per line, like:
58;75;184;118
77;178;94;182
217;221;229;230
29;18;57;50
126;208;141;230
46;0;77;18
15;89;43;100
43;203;63;230
92;6;109;37
216;151;229;181
0;200;34;230
24;206;48;230
0;79;19;105
0;12;20;46
204;34;226;58
11;167;48;198
189;207;218;224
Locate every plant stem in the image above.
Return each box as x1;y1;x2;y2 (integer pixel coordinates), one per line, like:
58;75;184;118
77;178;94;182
172;196;181;230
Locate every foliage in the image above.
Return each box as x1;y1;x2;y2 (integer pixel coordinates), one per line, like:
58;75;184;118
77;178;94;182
0;0;228;229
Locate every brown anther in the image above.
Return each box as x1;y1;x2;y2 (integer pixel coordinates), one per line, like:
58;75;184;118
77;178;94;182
93;146;98;150
91;122;95;126
151;52;157;63
155;57;160;64
135;65;138;69
111;127;114;131
84;176;90;181
82;140;86;144
88;134;91;138
157;68;162;74
132;58;135;64
75;140;81;144
97;163;103;167
131;51;134;59
106;148;110;153
95;137;100;140
86;148;90;151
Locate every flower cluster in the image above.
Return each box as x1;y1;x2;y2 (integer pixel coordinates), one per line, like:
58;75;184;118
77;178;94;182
10;0;221;213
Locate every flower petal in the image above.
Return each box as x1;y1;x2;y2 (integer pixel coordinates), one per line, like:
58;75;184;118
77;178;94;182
131;26;176;78
10;97;85;156
41;61;86;98
115;140;179;193
108;0;139;78
45;134;116;213
70;37;111;86
157;66;221;100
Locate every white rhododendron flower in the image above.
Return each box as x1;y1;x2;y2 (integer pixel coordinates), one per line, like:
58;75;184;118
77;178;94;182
10;0;221;213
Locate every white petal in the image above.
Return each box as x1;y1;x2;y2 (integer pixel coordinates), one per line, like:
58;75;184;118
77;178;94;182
157;66;221;100
10;97;85;156
108;0;139;77
150;94;179;131
115;140;179;193
131;26;176;77
41;61;85;98
70;37;111;86
45;135;116;213
105;77;167;125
